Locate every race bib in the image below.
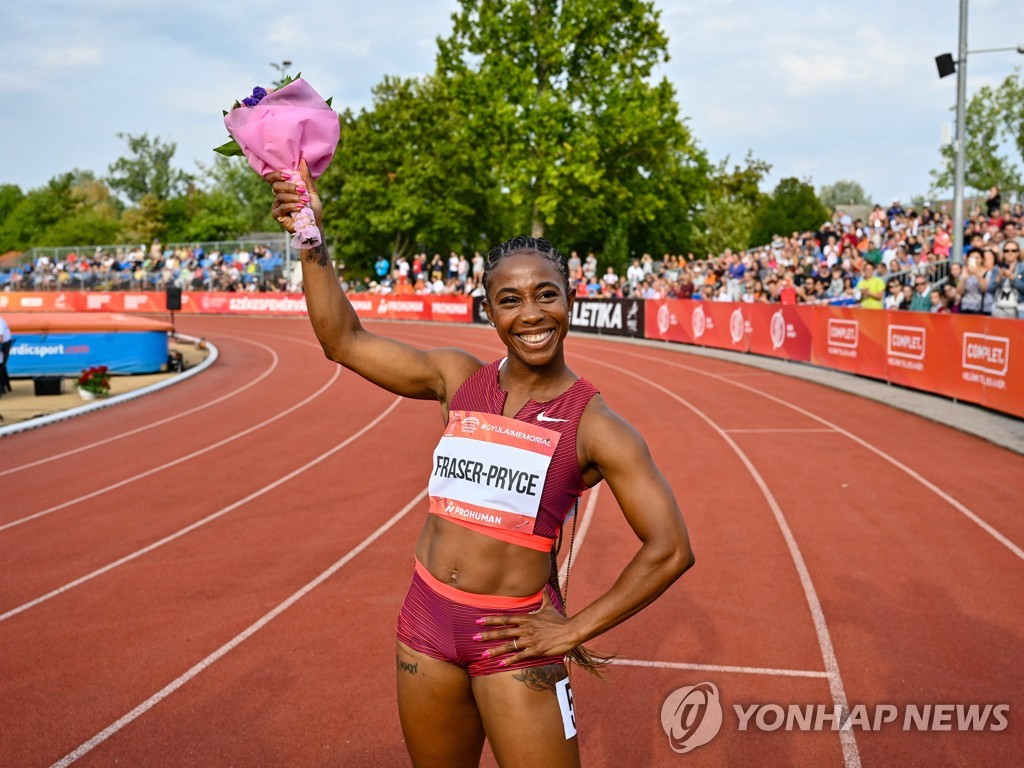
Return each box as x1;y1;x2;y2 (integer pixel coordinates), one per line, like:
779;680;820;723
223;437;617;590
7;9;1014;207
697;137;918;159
428;411;560;533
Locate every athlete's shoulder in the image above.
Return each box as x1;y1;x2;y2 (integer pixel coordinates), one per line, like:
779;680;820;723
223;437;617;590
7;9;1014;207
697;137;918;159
434;350;491;405
576;394;654;485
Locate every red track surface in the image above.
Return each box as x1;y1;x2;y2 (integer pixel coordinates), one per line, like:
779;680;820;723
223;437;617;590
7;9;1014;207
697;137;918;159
1;316;1020;767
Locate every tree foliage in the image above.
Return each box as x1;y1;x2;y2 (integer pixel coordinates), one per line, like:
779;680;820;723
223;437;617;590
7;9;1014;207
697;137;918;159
691;152;771;254
436;0;708;264
107;133;194;205
318;76;500;269
750;177;830;245
819;179;871;209
931;68;1024;195
197;155;278;235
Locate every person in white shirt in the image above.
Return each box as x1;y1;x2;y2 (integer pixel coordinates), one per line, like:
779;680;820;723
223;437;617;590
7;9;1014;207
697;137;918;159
0;313;12;394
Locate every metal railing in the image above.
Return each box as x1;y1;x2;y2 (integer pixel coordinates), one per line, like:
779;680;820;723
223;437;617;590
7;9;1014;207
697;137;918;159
21;234;290;265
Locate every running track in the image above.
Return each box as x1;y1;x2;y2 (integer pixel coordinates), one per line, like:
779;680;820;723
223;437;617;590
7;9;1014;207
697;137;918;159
1;316;1020;767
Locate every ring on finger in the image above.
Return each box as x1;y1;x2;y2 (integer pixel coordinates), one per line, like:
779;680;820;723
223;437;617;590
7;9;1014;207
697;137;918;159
512;638;519;652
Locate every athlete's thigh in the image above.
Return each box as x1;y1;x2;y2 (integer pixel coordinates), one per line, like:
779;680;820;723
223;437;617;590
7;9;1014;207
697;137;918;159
471;663;580;768
396;640;486;768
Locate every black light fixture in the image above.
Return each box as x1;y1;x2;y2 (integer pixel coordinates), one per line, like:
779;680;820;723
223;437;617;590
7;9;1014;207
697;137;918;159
935;53;957;79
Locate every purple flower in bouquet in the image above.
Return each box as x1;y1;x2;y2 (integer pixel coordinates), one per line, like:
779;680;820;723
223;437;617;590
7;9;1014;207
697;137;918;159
241;86;268;108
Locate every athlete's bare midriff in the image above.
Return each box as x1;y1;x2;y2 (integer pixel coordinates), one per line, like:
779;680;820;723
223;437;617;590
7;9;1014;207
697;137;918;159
415;515;551;597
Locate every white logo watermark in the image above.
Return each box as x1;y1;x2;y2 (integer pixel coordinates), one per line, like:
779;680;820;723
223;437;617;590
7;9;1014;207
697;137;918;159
660;683;723;753
661;684;1009;753
734;703;1009;733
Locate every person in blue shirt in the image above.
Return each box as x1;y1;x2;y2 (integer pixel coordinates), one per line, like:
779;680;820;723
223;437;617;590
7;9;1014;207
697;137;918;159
374;256;390;280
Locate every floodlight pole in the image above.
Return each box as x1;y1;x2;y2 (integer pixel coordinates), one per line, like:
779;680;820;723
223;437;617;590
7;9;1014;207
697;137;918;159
952;0;968;265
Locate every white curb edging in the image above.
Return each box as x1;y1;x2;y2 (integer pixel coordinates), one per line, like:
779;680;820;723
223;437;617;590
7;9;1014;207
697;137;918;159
0;335;220;439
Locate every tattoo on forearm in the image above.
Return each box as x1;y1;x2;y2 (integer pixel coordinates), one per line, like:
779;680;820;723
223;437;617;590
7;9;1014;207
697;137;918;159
397;659;418;675
512;665;564;693
306;243;330;267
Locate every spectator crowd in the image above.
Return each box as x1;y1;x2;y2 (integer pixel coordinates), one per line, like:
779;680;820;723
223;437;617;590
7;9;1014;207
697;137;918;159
351;194;1023;319
4;192;1023;319
1;242;289;293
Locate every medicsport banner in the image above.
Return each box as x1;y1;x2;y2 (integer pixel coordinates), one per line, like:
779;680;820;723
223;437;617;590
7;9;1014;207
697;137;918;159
7;332;169;375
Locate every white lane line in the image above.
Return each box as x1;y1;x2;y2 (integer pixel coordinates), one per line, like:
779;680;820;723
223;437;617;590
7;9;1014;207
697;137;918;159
558;485;601;588
572;353;861;768
586;341;1024;564
0;398;402;624
0;366;343;534
0;336;278;476
725;428;838;434
48;486;427;768
610;658;829;679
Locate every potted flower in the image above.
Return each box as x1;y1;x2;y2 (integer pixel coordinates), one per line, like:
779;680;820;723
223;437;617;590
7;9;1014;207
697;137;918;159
76;365;112;400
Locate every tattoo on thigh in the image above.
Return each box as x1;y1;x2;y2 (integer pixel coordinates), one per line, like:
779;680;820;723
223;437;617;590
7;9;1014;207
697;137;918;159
512;665;564;693
306;243;330;267
397;658;418;675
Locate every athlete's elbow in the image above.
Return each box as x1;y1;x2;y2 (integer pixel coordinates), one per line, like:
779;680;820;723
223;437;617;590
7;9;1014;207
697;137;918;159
651;537;694;582
669;542;696;579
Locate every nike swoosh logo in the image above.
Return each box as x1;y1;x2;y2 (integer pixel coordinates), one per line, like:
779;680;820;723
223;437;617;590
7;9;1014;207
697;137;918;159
536;412;569;423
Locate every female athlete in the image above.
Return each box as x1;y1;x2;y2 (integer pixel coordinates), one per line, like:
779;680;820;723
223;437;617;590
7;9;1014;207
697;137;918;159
269;163;694;768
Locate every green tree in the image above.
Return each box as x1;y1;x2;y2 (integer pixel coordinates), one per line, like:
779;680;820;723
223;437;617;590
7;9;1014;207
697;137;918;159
0;184;24;231
319;75;499;269
931;68;1024;195
436;0;707;255
119;194;167;244
36;175;122;246
0;173;79;251
107;133;193;205
693;152;771;254
751;177;830;246
198;155;278;235
819;179;872;209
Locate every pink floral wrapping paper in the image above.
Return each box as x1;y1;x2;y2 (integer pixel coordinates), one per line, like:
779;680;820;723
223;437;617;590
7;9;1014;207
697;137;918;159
224;78;340;249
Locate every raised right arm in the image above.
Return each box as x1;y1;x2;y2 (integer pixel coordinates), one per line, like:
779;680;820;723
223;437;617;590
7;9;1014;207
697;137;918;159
268;164;482;402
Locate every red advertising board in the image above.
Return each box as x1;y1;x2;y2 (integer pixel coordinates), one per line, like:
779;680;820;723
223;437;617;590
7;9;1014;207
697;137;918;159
950;315;1022;418
644;300;750;350
3;290;1018;418
695;302;750;352
645;299;694;344
747;304;812;362
809;306;889;380
0;291;473;322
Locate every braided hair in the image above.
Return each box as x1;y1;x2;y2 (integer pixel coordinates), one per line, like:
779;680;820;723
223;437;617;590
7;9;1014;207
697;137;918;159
482;236;570;299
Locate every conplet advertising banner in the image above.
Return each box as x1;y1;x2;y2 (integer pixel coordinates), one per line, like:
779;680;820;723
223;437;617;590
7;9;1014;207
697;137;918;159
808;306;889;380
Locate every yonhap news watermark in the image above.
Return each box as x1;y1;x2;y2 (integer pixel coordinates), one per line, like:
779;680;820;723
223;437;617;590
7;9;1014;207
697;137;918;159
660;683;1009;754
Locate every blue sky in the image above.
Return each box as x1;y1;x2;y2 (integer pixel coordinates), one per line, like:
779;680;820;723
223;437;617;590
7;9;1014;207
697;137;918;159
2;0;1022;205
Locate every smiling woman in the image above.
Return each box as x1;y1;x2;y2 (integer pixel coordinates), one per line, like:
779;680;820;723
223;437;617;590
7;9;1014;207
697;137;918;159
267;162;694;767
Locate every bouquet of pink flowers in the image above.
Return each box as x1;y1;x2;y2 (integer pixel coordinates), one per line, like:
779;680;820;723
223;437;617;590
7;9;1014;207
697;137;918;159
216;77;340;249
